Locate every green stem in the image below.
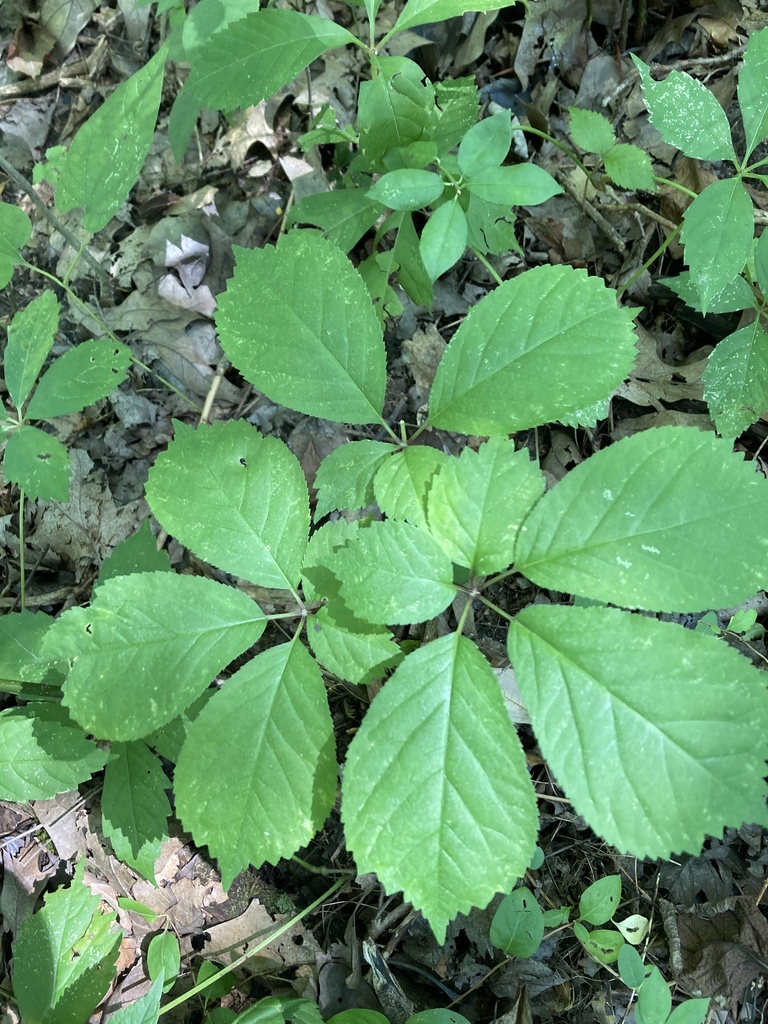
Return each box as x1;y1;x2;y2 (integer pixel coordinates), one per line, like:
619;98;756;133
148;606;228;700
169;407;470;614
510;124;593;181
476;591;514;622
18;488;26;610
158;876;347;1014
653;175;698;199
470;247;504;286
616;220;682;301
0;679;63;699
291;855;355;876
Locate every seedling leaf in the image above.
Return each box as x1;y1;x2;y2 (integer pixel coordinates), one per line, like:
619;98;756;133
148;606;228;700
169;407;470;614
343;633;538;943
373;446;448;530
4;426;71;502
568;107;615;157
309;605;402;684
392;0;511;36
313;440;397;520
5;291;59;413
25;340;132;420
465;164;563;206
603;144;655;191
702;322;768;440
458;110;511;176
508;604;768;858
0;201;32;286
578;875;621;925
420;200;468;281
489;887;545;956
367;169;444;210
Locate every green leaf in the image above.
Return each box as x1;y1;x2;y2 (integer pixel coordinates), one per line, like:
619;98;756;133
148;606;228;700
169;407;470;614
666;999;711;1024
382;140;438;171
42;572;267;741
358;57;434;170
458;110;511;176
489;888;545;957
578;875;621;925
0;201;32;286
181;0;261;56
739;27;768;159
391;0;510;35
327;1013;389;1024
313;440;397;520
56;48;167;232
332;520;455;625
430;77;479;156
168;83;202;164
12;860;122;1024
107;976;164;1024
514;426;768;613
465;193;518;256
389;211;433;308
373;446;448;530
618;944;646;989
175;640;336;888
603;144;655;191
755;225;768;296
302;519;360;604
680;178;753;313
367;169;444;211
568;107;615;157
659;271;754;313
309;605;402;684
408;1013;470;1024
188;10;355;109
343;632;538;943
289;191;385;253
427;437;545;575
0;611;55;683
508;604;768;859
216;231;386;424
0;704;107;801
96;519;171;586
25;340;131;420
420;199;468;281
101;741;171;881
428;264;637;434
573;923;624;965
148;932;180;992
4;291;59;413
637;966;672;1024
702;322;768;440
465;163;563;206
4;426;71;502
146;419;309;590
631;55;736;162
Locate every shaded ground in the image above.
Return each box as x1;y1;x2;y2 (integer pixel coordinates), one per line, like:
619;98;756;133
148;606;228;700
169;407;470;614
1;0;768;1020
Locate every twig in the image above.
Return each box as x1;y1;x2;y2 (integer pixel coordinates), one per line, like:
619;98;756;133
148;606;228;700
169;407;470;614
555;169;628;254
597;201;678;232
0;36;108;98
0;153;110;283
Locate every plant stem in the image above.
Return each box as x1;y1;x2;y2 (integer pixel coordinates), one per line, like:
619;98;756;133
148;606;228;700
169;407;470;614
158;876;348;1014
653;175;697;199
18;488;26;610
0;679;62;699
510;124;594;181
470;247;504;285
616;220;682;300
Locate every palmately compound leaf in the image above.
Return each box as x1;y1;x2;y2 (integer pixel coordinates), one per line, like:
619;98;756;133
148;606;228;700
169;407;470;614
56;48;167;232
101;741;171;881
188;9;356;109
427;437;545;575
25;340;132;420
4;291;59;413
680;178;753;314
373;446;448;530
343;632;538;943
0;705;107;801
314;440;397;521
514;426;768;613
216;231;386;424
428;264;637;434
703;322;768;440
631;55;736;162
175;640;336;888
0;201;32;287
12;860;122;1024
738;26;768;160
508;604;768;859
3;425;71;502
146;419;309;590
42;573;266;741
332;520;455;625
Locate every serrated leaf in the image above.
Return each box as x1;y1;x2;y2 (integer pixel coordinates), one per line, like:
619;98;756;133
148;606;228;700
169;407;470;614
427;437;545;575
301;519;360;604
431;77;479;155
391;0;510;35
458;110;511;176
367;169;444;211
603;143;655;191
289;191;384;253
25;340;131;420
578;875;621;925
738;26;768;159
0;705;107;801
631;55;736;162
57;48;167;232
313;440;397;520
465;163;563;206
5;291;59;413
12;861;122;1024
0;610;55;683
181;0;261;56
188;10;355;109
681;178;753;314
659;271;754;313
0;201;32;286
97;519;171;586
146;419;308;590
42;573;266;741
343;632;538;943
428;264;638;434
489;888;545;957
332;520;455;625
373;446;447;530
702;322;768;440
216;231;386;424
358;57;434;170
4;425;71;502
508;604;768;858
175;640;336;888
514;426;768;613
420;199;468;281
308;605;402;684
568;107;615;157
102;741;171;880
